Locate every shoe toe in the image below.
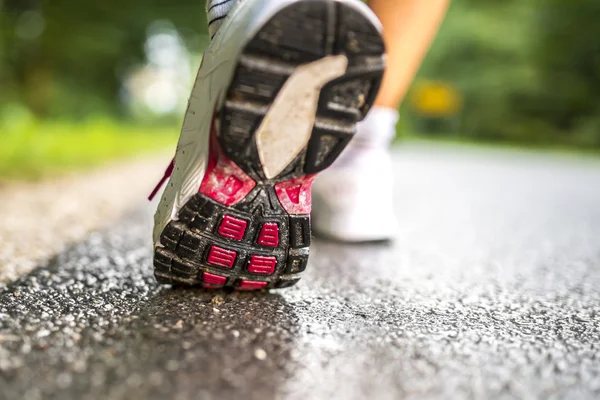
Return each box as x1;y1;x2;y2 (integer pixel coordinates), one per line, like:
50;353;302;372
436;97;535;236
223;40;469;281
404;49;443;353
312;171;398;243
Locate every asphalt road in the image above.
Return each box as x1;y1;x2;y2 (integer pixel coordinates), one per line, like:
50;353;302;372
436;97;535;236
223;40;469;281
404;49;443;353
1;144;600;400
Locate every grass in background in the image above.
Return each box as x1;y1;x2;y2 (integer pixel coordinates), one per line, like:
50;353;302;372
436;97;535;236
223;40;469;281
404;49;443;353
0;113;178;181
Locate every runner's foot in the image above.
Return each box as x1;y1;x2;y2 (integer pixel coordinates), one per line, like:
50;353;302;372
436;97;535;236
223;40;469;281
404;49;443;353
312;106;399;242
151;0;386;290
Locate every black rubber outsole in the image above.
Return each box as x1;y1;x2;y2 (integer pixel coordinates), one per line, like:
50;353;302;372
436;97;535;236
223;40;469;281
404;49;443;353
154;0;385;290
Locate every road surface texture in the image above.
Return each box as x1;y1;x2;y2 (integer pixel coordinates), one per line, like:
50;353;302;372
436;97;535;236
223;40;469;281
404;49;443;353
0;155;167;282
1;144;599;400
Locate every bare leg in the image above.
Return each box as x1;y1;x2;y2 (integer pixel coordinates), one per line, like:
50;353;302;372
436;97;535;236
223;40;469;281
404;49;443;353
369;0;451;109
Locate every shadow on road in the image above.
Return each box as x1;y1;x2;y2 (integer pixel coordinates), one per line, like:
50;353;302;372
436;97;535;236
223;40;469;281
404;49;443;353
0;219;300;400
114;287;301;400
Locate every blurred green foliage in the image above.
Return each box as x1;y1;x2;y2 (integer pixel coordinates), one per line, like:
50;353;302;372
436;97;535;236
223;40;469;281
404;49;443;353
0;105;176;179
1;0;599;148
0;0;207;117
413;0;600;147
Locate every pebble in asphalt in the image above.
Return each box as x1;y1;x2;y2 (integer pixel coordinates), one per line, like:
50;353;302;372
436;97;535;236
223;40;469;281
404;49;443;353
1;145;600;400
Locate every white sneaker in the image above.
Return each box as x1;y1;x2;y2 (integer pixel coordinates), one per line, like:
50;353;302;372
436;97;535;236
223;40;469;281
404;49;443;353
312;107;399;242
312;147;398;242
150;0;386;290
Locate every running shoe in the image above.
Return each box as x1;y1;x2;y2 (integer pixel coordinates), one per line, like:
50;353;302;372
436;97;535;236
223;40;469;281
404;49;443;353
312;106;399;242
151;0;385;290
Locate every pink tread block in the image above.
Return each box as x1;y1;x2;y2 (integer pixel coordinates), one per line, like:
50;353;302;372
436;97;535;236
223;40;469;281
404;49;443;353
248;255;277;275
218;215;248;241
206;245;237;269
199;116;256;206
274;175;316;214
203;272;227;286
238;280;268;290
257;223;279;247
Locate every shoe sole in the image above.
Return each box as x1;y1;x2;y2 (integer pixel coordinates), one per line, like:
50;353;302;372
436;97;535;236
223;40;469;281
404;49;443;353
154;0;385;290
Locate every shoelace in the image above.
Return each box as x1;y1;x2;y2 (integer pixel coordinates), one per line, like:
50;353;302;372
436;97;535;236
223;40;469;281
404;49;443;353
148;158;175;201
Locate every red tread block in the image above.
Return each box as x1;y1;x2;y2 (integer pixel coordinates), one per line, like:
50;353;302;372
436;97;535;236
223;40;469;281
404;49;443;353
203;272;227;287
238;280;268;291
257;223;280;247
206;245;237;269
248;255;277;275
218;215;248;241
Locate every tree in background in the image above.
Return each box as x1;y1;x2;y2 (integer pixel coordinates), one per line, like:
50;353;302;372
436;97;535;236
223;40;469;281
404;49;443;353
532;0;600;145
0;0;207;118
1;0;599;147
411;0;600;147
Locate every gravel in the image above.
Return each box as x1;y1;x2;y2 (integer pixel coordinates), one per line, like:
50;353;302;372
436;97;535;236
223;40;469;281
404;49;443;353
0;155;168;282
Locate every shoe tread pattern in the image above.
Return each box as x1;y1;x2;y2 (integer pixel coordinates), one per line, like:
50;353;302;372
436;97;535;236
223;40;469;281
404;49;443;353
154;0;384;290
